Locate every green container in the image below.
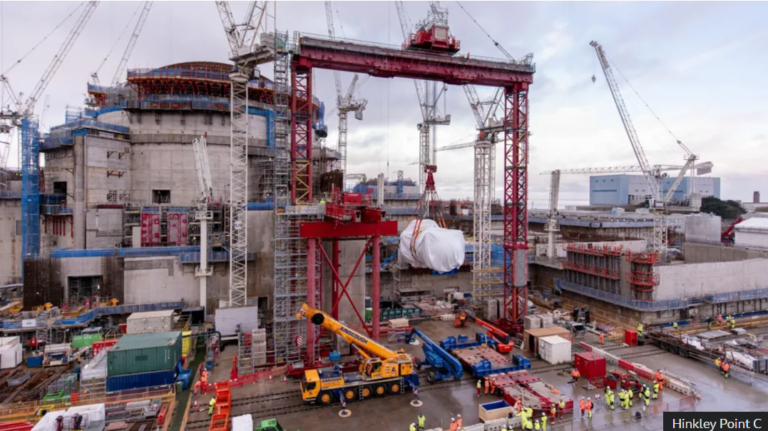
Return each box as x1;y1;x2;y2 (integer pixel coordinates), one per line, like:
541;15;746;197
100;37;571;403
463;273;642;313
365;308;372;323
107;331;182;376
72;333;103;349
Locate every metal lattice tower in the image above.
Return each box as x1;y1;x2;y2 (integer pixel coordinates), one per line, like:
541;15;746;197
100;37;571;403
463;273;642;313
271;32;321;363
471;139;499;300
228;70;249;307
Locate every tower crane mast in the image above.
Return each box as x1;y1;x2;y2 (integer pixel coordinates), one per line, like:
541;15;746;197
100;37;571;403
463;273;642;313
324;1;366;174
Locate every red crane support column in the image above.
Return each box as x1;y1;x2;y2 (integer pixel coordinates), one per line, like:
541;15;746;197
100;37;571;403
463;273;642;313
291;60;313;204
331;240;340;320
371;235;381;341
503;83;530;325
306;238;316;365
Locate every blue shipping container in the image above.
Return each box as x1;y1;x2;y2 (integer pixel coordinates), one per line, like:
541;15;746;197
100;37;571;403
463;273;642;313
107;363;180;392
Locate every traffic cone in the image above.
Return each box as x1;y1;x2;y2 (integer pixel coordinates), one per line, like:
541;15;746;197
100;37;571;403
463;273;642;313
269;375;272;382
283;376;287;384
194;399;198;409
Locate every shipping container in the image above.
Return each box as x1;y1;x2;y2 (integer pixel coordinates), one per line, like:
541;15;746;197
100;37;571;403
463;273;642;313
108;331;181;376
523;326;572;354
523;316;541;330
538;335;571;364
0;337;22;369
574;352;606;381
214;306;259;337
106;365;180;392
127;310;175;335
72;334;103;349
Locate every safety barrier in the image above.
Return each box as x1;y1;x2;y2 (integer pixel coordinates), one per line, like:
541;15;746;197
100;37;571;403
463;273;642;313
678;394;699;411
563;261;620;280
565;243;624;257
200;365;289;394
648;402;668;416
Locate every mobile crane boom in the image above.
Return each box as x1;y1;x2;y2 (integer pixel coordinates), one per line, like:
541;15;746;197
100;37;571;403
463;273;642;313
296;303;399;360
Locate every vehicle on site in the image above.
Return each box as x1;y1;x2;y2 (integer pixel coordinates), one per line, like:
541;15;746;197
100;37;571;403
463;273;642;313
254;419;284;431
408;328;463;383
296;304;418;404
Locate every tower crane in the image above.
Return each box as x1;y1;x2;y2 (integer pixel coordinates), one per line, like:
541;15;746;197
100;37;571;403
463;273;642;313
591;41;706;257
0;1;99;261
192;135;213;315
324;1;367;174
545;170;560;259
394;1;451;193
111;1;153;87
215;1;272;307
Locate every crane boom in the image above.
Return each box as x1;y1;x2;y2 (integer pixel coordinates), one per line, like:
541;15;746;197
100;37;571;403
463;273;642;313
215;1;242;57
25;2;99;114
297;304;399;360
111;1;153;87
324;1;343;106
540;162;714;176
590;41;659;202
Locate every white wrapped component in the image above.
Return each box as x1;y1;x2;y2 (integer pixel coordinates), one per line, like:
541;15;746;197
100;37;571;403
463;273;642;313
726;351;755;370
399;219;465;273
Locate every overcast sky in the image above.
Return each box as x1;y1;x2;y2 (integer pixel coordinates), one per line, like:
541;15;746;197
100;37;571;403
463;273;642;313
1;1;766;206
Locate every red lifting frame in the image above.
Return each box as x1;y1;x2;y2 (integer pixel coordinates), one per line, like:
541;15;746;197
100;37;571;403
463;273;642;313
291;60;313;204
300;219;398;364
503;84;530;326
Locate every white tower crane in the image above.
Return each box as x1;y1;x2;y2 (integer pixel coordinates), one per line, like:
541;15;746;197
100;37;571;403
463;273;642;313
546;170;560;259
324;2;367;174
111;2;153;87
215;1;273;307
394;1;451;193
192;135;213;314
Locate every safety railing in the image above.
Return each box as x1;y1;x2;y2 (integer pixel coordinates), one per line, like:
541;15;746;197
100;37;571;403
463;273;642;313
562;261;620;280
626;271;660;288
556;280;692;311
625;250;661;265
565;243;624;257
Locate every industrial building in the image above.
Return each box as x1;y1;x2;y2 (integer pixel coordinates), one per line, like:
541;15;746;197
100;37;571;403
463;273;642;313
589;174;720;206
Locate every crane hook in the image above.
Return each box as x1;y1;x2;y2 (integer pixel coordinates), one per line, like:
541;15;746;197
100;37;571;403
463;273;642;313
591;75;597;84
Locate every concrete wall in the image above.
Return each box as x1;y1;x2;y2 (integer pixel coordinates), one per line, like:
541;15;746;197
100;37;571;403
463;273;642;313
683;242;768;264
86;208;123;248
655;258;768;300
98;110;267;139
84;136;131;205
0;200;21;285
247;210;273;301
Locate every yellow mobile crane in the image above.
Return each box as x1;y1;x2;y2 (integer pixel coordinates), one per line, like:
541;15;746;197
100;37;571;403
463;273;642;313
295;304;417;404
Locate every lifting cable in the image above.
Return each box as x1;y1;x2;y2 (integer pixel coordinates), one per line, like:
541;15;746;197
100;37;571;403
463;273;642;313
1;2;86;77
92;2;144;78
605;55;685;147
455;1;509;58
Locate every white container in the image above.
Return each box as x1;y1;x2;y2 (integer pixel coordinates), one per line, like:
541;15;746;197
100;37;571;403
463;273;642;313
0;343;22;369
231;415;254;431
215;306;259;337
523;315;541;330
32;410;68;431
538;335;571;364
81;351;108;381
539;314;554;328
64;404;106;424
127;310;174;335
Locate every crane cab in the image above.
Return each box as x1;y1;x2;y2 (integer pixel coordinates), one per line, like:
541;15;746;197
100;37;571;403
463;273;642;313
404;24;460;54
300;370;321;401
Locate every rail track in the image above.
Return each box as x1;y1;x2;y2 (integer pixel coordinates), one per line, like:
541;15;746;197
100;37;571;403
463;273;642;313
186;344;670;425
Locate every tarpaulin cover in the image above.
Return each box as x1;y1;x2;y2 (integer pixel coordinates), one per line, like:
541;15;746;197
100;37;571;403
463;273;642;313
399;219;465;273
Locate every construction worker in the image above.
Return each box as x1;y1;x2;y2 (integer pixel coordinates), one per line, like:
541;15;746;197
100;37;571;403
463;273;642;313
457;414;462;429
579;397;586;419
643;386;651;408
193;380;202;396
208;397;216;416
628;387;634;407
477;379;482;397
449;418;457;431
655;370;665;390
586;398;593;419
730;318;736;330
491;378;497;395
673;322;679;331
637;323;644;337
618;390;627;410
526;406;533;420
558;398;566;419
653;381;660;400
606;388;614;410
534;420;540;431
418;413;426;431
541;412;547;431
484;377;490;394
569;368;581;384
410;424;417;431
599;332;604;345
722;361;730;379
550;405;557;424
717;315;724;325
715;357;722;371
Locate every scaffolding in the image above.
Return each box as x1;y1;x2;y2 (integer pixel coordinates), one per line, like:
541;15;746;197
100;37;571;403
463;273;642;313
564;243;623;295
21;118;41;261
271;32;321;364
472;140;501;303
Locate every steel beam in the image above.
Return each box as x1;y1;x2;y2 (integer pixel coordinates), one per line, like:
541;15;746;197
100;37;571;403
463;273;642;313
291;61;313;204
296;36;534;87
299;220;398;239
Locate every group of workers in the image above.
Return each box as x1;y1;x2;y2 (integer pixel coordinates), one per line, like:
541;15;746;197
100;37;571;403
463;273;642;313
476;377;502;397
711;315;737;330
411;413;461;431
715;357;732;379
